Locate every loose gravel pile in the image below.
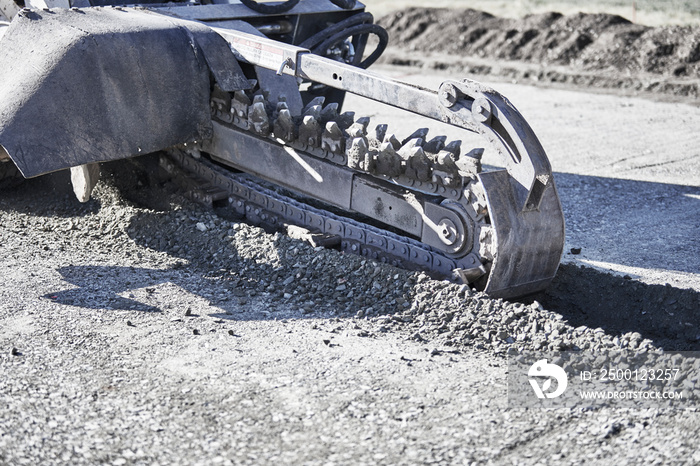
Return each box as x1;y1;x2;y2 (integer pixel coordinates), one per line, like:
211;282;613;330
4;160;694;357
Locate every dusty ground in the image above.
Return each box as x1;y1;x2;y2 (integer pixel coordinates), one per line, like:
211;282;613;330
363;0;700;27
378;8;700;101
1;5;700;466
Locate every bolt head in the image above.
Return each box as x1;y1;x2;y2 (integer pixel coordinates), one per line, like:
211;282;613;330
437;218;459;246
439;83;459;108
472;97;492;123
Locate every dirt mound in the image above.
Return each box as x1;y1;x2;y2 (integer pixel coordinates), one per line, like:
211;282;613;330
378;8;700;97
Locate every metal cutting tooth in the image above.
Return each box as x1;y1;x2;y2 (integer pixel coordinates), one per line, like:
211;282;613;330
384;133;401;151
320;103;339;123
299;115;322;148
432;150;461;188
401;145;432;182
304;104;322;119
232;90;251;119
273;100;288;122
375;141;402;178
373;124;388;143
248;100;270;136
322;121;345;154
444;140;462;159
402;138;424;150
337;111;355;129
252;94;268;112
460;148;484;174
401;128;429;146
424;135;447;154
273;108;297;143
346;137;368;170
347;117;369;138
303;96;325;114
355;116;370;130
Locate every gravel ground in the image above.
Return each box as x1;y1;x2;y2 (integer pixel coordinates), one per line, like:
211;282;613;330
2;6;700;465
1;152;699;464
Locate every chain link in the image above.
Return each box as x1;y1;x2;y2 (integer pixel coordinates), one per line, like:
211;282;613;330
164;151;485;280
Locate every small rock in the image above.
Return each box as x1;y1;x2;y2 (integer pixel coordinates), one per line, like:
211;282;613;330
11;347;21;356
126;320;135;327
196;222;207;232
570;247;582;254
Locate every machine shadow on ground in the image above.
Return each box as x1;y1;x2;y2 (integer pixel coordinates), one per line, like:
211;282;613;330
535;172;699;351
0;170;102;218
553;172;699;275
46;259;700;352
532;264;700;351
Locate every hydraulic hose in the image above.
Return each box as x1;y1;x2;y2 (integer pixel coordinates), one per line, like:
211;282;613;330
329;0;356;8
299;12;388;69
239;0;300;14
299;12;374;50
312;23;388;68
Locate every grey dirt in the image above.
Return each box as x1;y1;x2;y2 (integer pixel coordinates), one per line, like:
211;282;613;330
2;26;700;466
